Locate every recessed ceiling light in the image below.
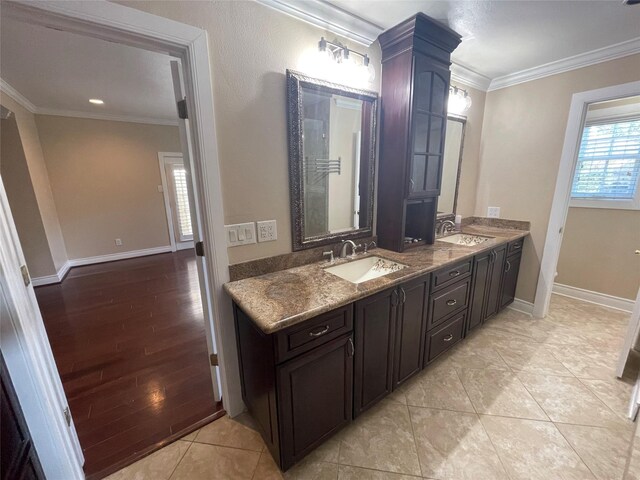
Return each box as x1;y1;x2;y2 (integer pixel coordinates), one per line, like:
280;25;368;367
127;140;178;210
89;99;104;105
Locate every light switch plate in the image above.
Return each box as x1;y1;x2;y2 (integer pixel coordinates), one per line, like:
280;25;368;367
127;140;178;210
225;223;256;247
257;220;277;242
487;206;501;218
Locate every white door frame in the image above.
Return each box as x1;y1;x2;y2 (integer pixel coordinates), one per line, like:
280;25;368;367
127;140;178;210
3;0;244;474
158;151;194;251
1;180;84;480
532;80;640;318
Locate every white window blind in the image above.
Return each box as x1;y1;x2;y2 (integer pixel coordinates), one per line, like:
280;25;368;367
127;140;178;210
571;118;640;200
171;166;193;239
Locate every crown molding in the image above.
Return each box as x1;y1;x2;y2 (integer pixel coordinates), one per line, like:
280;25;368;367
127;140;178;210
450;63;491;92
35;108;179;126
0;78;37;113
255;0;383;46
488;37;640;91
0;77;177;125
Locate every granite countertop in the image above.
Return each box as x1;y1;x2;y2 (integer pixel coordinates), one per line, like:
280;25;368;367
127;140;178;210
224;224;529;334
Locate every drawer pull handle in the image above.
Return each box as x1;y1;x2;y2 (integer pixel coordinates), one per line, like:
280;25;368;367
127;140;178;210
449;270;460;277
513;243;521;249
347;338;355;357
446;299;457;306
443;334;454;342
309;325;330;337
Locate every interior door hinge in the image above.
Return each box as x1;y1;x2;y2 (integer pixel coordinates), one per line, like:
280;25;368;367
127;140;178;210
209;353;219;366
177;98;188;119
64;406;71;427
195;241;205;257
20;265;30;287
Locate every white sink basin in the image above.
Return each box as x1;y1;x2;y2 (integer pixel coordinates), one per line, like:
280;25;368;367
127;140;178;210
324;256;407;284
438;234;493;246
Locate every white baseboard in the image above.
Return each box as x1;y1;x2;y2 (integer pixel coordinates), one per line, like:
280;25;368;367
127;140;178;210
176;241;194;251
68;246;172;268
508;298;534;316
31;273;61;287
32;246;172;286
31;260;71;287
553;282;634;313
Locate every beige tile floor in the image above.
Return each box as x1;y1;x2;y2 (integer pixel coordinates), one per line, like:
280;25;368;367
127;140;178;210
106;294;638;480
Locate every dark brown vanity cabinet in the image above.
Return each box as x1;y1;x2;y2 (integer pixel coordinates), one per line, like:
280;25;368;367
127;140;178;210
234;304;354;471
501;252;523;309
468;241;522;334
353;274;429;416
377;14;461;252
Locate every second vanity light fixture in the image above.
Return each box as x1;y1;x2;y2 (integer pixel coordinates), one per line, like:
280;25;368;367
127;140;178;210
317;37;376;85
448;86;472;115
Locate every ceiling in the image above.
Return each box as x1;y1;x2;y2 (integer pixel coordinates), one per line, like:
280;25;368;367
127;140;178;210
0;16;177;123
1;1;638;122
329;0;640;82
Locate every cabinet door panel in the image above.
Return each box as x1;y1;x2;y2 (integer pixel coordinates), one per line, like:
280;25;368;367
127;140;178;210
424;155;442;194
278;335;353;470
500;253;522;310
428;116;444;154
393;277;428;387
485;244;508;319
354;288;397;416
468;252;491;334
430;72;447;114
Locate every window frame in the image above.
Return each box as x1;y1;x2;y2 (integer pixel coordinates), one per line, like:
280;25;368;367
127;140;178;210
569;115;640;211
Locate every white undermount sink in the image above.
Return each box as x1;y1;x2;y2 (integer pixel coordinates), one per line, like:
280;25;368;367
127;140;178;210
324;256;407;284
437;234;493;246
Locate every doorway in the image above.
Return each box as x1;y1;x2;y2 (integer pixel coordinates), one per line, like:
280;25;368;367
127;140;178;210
0;3;235;479
159;152;195;251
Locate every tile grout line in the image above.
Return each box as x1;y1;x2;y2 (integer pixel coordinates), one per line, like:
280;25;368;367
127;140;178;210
475;413;515;480
574;375;634;423
552;421;602;480
167;439;193;480
623;420;639;479
404;402;424;478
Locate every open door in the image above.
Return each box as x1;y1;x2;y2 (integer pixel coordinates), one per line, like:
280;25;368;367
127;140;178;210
617;286;640;378
170;60;222;401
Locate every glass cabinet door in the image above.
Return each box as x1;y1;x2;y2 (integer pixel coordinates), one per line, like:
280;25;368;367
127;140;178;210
408;55;449;198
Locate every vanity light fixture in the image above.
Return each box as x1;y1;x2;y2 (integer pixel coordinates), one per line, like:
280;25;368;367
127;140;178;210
317;37;375;84
447;86;472;115
89;98;104;105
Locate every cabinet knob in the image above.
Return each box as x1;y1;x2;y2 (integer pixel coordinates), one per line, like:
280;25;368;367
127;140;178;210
446;299;457;306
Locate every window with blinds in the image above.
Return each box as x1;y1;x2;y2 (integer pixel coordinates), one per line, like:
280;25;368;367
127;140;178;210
571;118;640;201
171;166;193;240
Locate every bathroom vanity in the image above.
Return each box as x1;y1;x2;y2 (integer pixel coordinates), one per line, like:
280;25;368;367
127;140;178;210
225;220;528;471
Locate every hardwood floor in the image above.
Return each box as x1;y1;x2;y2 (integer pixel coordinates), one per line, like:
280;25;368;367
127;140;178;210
34;250;223;479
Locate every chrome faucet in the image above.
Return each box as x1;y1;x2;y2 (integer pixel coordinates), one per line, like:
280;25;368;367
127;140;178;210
363;241;377;254
340;240;359;258
438;220;456;236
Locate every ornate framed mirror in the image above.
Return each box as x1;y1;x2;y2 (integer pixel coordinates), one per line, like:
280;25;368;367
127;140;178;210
287;70;378;251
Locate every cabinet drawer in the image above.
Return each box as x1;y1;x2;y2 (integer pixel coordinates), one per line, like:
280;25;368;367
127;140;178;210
508;238;524;255
428;278;470;329
425;313;465;364
431;259;472;291
275;306;353;363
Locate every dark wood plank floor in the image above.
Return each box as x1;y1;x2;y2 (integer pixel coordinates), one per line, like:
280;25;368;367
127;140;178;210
34;250;223;479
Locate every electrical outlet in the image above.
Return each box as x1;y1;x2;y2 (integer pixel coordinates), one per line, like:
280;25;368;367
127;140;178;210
225;223;256;247
115;238;123;246
487;207;501;218
257;220;277;242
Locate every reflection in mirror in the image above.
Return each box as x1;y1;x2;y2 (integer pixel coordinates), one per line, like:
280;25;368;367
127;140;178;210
438;116;466;218
288;70;377;251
